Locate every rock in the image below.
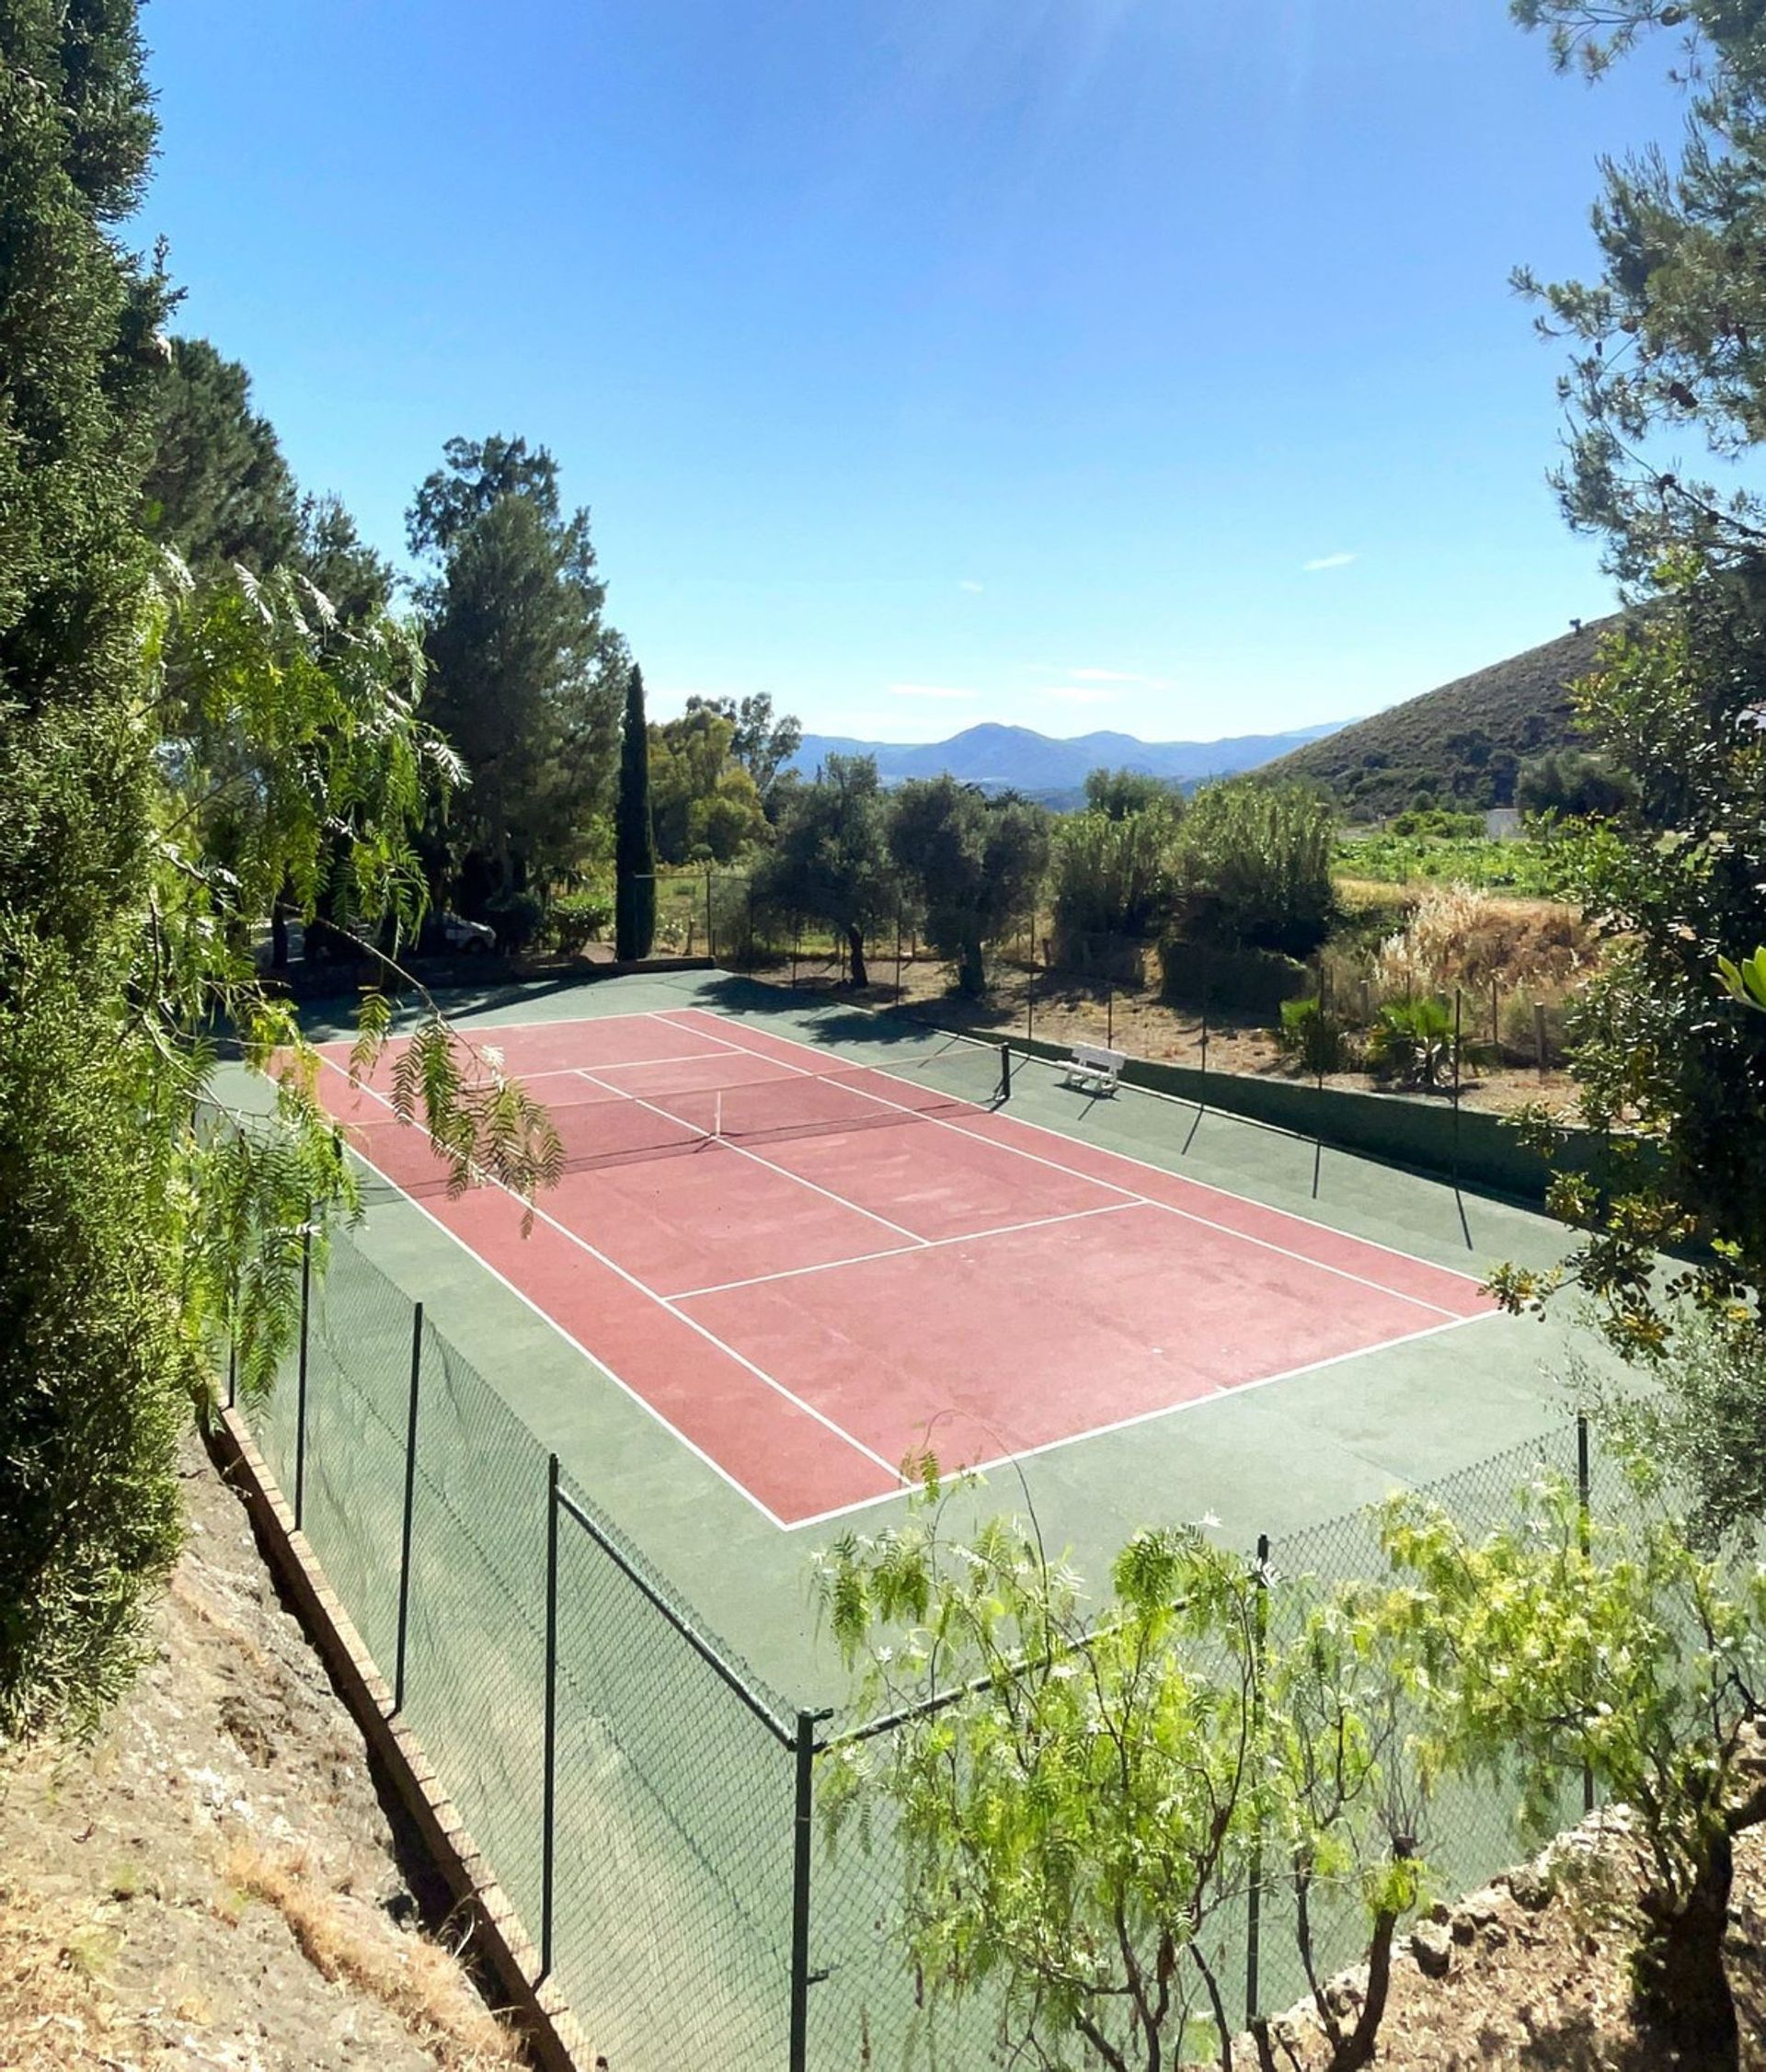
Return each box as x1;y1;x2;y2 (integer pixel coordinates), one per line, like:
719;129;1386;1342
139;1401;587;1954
1483;1920;1509;1949
1508;1863;1554;1910
1411;1922;1453;1978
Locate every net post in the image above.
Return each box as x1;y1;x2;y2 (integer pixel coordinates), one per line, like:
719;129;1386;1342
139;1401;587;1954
394;1300;423;1714
1245;1531;1270;2026
541;1451;560;1981
294;1219;312;1530
998;1041;1012;1104
788;1709;831;2072
1577;1414;1594;1814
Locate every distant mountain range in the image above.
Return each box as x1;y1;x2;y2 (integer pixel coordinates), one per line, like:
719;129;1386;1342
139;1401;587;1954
786;719;1348;805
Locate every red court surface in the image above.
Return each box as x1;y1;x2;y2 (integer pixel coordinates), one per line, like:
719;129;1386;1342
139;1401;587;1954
315;1008;1495;1528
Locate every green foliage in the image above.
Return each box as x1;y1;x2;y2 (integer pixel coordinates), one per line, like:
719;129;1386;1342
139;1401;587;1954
1516;747;1635;821
615;663;657;959
1335;829;1572;895
1270;621;1606;817
411;441;624;911
1387;807;1485;839
685;691;801;802
1156;941;1308;1016
648;704;770;864
1279;996;1354;1076
0;3;565;1746
1490;593;1766;1357
1378;1469;1766;2054
142;337;300;575
1170;779;1336;956
753;753;894;987
1509;3;1766;581
1049;794;1180;943
1082;766;1177;819
1715;944;1766;1014
815;1484;1429;2072
547;887;614;956
887;779;1050;996
1364;995;1484;1092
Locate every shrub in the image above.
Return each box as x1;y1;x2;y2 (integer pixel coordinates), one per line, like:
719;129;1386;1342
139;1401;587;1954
1170;780;1336;956
1366;995;1489;1091
1279;996;1354;1075
1049;801;1178;941
548;888;613;956
1156;939;1309;1016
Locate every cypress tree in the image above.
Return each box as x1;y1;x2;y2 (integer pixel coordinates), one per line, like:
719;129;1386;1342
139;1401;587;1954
614;663;656;960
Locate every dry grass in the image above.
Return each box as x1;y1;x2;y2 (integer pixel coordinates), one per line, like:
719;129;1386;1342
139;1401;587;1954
225;1842;522;2070
1370;881;1596;1003
0;1883;121;2068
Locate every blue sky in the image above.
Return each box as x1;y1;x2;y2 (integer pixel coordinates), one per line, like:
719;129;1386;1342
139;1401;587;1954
138;0;1684;742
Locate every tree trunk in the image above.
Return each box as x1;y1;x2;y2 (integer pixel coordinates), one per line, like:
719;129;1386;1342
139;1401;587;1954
958;935;985;997
1634;1830;1738;2065
1334;1906;1398;2070
847;922;867;990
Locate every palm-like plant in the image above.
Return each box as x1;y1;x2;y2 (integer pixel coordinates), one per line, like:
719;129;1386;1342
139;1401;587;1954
1366;995;1474;1092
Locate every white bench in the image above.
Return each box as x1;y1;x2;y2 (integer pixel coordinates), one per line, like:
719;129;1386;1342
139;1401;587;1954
1063;1041;1126;1097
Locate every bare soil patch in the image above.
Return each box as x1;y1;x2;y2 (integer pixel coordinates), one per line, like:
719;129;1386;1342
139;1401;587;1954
0;1430;522;2072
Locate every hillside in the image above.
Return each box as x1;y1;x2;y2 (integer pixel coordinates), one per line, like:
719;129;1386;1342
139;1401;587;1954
1265;615;1623;818
788;718;1346;796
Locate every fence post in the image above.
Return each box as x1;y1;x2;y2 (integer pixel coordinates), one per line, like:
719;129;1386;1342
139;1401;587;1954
542;1452;560;1980
1534;1000;1548;1076
225;1261;238;1412
791;917;801;990
705;864;715;961
999;1041;1012;1104
894;909;904;1006
787;1710;828;2072
293;1222;312;1530
1577;1414;1594;1815
1245;1532;1269;2026
1451;989;1463;1190
394;1301;424;1713
1107;962;1114;1050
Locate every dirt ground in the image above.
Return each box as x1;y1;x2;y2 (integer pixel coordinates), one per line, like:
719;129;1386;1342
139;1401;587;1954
0;1431;522;2072
1235;1810;1766;2071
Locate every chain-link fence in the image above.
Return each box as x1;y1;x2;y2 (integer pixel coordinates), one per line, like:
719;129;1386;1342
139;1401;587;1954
228;1215;1645;2067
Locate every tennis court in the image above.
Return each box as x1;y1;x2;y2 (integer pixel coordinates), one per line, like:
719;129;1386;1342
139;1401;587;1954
317;1001;1496;1530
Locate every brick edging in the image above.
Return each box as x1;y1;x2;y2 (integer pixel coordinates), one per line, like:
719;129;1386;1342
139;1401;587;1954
207;1408;596;2072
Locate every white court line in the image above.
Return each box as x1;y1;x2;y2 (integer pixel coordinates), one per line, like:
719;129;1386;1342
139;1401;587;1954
665;1199;1142;1303
656;1012;1474;1326
571;1068;930;1248
778;1309;1497;1534
318;1055;912;1504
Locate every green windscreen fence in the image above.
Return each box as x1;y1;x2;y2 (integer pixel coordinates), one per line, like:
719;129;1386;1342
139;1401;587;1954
238;1217;1647;2067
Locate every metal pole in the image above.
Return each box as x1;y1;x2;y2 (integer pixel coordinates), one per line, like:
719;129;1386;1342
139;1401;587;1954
705;864;715;961
394;1301;424;1713
294;1224;312;1530
791;917;800;990
1535;1000;1548;1076
788;1710;821;2072
999;1041;1013;1104
1451;989;1463;1186
1245;1532;1270;2025
895;909;903;1007
225;1263;238;1412
1107;957;1114;1050
1026;907;1036;1045
541;1452;560;1979
1577;1414;1594;1814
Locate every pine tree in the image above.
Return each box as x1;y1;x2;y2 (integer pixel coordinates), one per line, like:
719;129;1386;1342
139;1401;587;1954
615;664;657;960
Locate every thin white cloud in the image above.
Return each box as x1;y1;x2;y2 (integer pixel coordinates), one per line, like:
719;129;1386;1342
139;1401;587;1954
888;681;978;700
1046;685;1118;705
1302;552;1358;572
958;578;985;594
1067;666;1170;689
